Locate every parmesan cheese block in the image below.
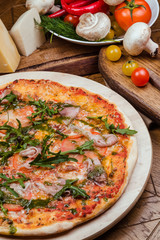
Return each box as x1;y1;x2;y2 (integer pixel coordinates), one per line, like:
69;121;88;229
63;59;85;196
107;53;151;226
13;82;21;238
0;19;20;73
10;8;46;56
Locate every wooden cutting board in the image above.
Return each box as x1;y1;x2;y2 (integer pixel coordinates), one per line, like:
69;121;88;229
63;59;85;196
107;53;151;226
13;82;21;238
98;46;160;126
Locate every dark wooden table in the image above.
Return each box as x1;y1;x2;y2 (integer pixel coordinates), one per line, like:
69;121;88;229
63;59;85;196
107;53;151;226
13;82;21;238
0;0;160;239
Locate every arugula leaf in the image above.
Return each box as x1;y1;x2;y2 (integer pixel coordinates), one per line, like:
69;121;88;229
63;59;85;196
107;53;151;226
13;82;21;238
61;140;94;155
0;120;40;165
4;186;19;198
87;116;103;120
0;173;30;197
114;125;137;135
30;153;77;168
0;150;14;166
29;135;77;168
23;198;50;210
28;98;59;121
0;92;23;112
102;117;137;135
0;201;8;216
0;92;17;103
88;116;137;135
53;179;90;200
30;138;94;168
9;223;17;234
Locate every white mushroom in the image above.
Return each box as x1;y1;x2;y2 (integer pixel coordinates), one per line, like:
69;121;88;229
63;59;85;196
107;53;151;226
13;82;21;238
76;12;111;41
26;0;55;15
103;0;124;6
49;4;61;13
123;22;159;57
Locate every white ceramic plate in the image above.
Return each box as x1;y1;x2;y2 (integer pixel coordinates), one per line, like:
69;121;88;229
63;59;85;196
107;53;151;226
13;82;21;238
0;71;152;240
50;0;159;46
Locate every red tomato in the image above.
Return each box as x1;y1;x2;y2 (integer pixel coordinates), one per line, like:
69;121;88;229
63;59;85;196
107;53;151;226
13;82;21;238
64;14;79;27
131;67;150;86
3;204;24;211
114;0;152;31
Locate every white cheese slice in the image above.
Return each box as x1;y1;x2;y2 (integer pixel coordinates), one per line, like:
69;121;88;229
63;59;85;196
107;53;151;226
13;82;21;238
10;8;46;56
0;19;20;73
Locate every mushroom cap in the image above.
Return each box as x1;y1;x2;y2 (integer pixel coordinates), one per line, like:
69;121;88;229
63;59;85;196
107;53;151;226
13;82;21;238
26;0;55;15
123;22;151;56
103;0;124;6
76;12;111;41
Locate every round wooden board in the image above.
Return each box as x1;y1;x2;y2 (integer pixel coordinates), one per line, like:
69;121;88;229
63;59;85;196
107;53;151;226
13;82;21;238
98;46;160;126
0;71;152;240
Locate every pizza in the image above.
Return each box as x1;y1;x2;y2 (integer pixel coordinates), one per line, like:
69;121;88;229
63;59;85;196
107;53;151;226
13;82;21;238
0;78;137;236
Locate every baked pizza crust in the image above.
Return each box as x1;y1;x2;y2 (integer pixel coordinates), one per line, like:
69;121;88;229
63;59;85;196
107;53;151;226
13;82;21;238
0;72;138;236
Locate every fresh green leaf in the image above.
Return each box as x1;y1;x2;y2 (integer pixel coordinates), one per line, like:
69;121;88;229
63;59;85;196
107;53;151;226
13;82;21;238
9;224;17;235
87;165;105;181
69;208;77;215
0;92;24;112
0;173;30;197
24;198;50;210
114;125;137;135
61;140;94;155
53;179;89;200
0;201;8;216
0;120;40;165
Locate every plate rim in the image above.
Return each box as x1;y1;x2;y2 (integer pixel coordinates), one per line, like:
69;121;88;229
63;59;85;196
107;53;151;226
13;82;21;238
0;71;152;240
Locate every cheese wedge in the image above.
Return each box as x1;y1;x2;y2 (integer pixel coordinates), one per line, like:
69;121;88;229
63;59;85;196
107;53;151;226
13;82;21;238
0;19;20;73
10;8;46;56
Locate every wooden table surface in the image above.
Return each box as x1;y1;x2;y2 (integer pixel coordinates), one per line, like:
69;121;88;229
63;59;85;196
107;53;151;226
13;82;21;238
0;0;160;239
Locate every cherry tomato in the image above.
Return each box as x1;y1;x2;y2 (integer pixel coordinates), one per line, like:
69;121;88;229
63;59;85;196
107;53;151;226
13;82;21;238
105;29;115;40
106;45;121;61
131;67;150;86
114;0;152;31
122;60;139;76
64;14;79;27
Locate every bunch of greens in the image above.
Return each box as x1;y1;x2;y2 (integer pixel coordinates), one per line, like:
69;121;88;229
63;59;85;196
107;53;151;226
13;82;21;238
39;16;86;41
28;98;60;121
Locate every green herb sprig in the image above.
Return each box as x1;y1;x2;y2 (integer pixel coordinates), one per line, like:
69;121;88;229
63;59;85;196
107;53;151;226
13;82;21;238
0;120;40;165
0;173;30;198
29;135;77;168
40;16;85;41
28;98;59;121
30;137;94;168
53;179;90;200
88;116;137;135
0;92;23;113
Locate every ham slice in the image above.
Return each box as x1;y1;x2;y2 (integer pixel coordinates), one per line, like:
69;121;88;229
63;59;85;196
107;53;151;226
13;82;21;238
19;146;41;158
103;134;118;146
60;106;80;119
0;89;10;101
35;179;65;196
84;158;107;184
71;123;118;147
71;124;107;147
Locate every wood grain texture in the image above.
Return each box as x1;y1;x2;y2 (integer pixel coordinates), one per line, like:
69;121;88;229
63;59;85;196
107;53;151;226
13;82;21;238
98;48;160;125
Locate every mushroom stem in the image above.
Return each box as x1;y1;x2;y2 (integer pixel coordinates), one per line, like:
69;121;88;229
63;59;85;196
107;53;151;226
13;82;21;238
145;39;159;57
